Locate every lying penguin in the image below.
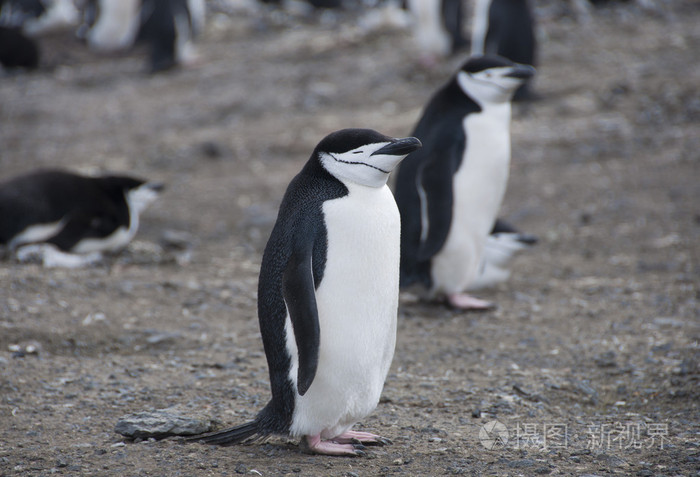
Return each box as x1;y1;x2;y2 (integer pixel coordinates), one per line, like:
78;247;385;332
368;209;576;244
468;219;538;291
189;128;421;456
0;169;163;267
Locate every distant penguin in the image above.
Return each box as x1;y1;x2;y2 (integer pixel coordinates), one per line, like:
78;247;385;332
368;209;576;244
0;169;163;263
190;129;421;455
0;25;39;69
0;0;79;35
394;55;534;310
468;218;537;291
258;0;342;8
471;0;536;100
407;0;467;64
78;0;205;72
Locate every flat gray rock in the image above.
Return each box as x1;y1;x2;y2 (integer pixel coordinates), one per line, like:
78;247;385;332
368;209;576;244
115;407;213;439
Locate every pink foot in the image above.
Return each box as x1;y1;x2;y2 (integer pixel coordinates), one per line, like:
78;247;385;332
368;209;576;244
302;434;365;456
447;293;495;311
335;430;392;446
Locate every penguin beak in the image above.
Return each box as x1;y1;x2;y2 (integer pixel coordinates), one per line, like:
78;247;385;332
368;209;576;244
371;137;422;157
147;182;166;193
504;64;536;80
517;233;539;246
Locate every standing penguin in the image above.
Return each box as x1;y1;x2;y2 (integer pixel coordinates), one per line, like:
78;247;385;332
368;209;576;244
394;55;534;310
0;169;163;265
190;129;421;456
471;0;536;100
407;0;468;65
78;0;205;73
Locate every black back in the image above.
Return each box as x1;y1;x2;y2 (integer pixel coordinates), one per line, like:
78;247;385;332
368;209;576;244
0;169;143;251
254;152;347;434
394;72;481;289
139;0;192;72
0;25;38;69
441;0;468;53
485;0;536;99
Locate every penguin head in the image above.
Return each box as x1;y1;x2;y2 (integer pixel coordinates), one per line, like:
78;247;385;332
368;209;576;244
126;181;164;217
100;175;164;217
315;129;422;188
456;55;536;105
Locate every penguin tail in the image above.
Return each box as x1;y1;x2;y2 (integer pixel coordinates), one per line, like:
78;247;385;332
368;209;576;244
187;420;262;446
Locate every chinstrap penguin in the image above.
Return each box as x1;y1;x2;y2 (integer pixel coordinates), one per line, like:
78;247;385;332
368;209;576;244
189;129;421;456
406;0;468;65
0;25;39;69
0;169;163;266
393;55;534;310
471;0;536;100
77;0;205;73
468;218;538;291
0;0;79;35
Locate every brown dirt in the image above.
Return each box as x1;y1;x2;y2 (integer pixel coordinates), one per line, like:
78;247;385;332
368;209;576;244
0;2;698;476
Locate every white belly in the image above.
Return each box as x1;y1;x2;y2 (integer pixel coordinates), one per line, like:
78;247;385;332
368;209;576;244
431;104;511;295
288;183;400;439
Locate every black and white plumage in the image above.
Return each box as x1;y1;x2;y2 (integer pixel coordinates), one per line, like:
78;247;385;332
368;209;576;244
406;0;467;64
468;218;537;291
394;55;534;310
471;0;536;100
0;0;80;69
0;169;163;266
0;25;39;69
0;0;79;35
78;0;205;72
260;0;342;7
190;129;421;456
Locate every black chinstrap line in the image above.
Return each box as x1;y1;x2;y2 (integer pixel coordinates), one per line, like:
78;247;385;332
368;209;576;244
331;155;390;174
466;72;514;93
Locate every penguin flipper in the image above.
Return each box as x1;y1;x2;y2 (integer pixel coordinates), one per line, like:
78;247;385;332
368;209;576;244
416;152;456;261
47;210;119;251
282;238;320;397
188;420;260;446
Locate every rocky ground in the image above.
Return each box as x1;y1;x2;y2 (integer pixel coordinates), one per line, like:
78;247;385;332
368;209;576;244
0;1;698;476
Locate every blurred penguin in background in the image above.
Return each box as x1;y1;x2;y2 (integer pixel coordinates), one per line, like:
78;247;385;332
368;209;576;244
406;0;468;66
471;0;536;100
468;219;538;291
0;0;79;35
0;169;164;268
0;0;80;69
259;0;343;7
0;25;39;69
394;55;535;310
77;0;205;73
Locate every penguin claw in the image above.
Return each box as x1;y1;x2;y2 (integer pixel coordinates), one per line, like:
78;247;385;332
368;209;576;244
335;430;392;446
446;293;495;311
303;434;366;457
374;436;393;446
